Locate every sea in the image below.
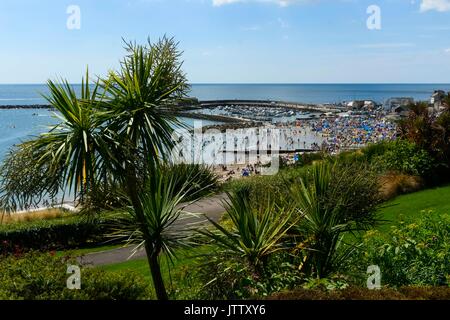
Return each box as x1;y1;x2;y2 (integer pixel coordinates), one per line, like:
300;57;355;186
1;83;450;106
0;83;449;159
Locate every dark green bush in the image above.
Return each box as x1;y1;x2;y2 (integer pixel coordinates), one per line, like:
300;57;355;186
361;141;393;163
0;252;151;300
196;252;303;299
376;140;434;176
225;175;284;208
225;165;311;208
0;213;116;254
298;152;326;166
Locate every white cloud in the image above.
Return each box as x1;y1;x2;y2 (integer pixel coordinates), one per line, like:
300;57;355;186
212;0;309;7
420;0;450;12
445;48;450;53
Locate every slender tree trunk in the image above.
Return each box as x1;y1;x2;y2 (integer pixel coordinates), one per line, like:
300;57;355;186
146;243;168;300
125;164;168;300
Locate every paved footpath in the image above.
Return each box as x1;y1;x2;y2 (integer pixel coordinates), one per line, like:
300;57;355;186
78;193;228;267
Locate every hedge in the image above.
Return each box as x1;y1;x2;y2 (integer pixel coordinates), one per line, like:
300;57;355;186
0;252;151;300
0;213;117;254
269;286;450;300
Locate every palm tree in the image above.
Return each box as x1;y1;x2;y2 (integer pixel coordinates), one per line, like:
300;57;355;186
0;36;190;300
98;37;189;299
108;166;199;300
36;70;107;199
0;70;105;211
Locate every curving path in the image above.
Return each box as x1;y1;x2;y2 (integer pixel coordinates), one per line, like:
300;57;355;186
78;193;228;267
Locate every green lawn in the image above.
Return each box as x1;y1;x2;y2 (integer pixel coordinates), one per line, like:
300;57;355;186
377;184;450;232
99;245;216;299
56;244;122;257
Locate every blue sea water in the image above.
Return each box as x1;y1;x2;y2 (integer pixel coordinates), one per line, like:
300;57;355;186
0;110;217;160
1;83;450;106
0;83;449;159
190;83;450;104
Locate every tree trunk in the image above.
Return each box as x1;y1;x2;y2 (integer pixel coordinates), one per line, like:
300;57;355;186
125;164;168;300
146;243;168;300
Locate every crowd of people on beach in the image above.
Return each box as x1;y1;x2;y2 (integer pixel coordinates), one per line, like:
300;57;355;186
295;113;397;154
176;111;397;180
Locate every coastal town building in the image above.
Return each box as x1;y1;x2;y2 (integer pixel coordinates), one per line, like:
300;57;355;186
345;100;377;111
383;97;414;113
430;90;446;110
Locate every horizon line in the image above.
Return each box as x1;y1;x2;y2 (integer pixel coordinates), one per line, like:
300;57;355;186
0;82;450;86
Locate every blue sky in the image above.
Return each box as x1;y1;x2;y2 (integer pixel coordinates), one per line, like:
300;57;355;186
0;0;449;83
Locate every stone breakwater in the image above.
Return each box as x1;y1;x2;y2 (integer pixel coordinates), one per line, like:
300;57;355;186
198;100;342;113
0;104;53;109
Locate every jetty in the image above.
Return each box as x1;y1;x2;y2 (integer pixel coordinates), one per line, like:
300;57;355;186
0;104;53;109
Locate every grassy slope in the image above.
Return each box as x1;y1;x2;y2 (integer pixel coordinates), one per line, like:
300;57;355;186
376;184;450;232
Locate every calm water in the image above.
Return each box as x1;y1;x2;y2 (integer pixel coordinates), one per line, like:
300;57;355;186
0;83;449;159
1;84;450;106
0;110;218;159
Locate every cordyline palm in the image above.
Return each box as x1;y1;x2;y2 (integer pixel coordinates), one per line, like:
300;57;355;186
99;37;189;300
290;162;376;278
28;70;107;202
200;188;295;277
0;72;104;212
107;166;199;297
0;37;190;300
290;162;346;278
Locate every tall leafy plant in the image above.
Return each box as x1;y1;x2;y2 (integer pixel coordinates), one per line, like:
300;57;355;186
201;188;295;277
0;36;191;300
290;162;379;278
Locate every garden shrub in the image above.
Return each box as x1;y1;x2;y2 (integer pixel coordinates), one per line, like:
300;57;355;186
292;152;326;167
225;165;312;208
361;141;393;163
196;252;303;299
225;174;285;208
0;213;118;254
0;252;151;300
349;210;450;287
376;140;434;176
